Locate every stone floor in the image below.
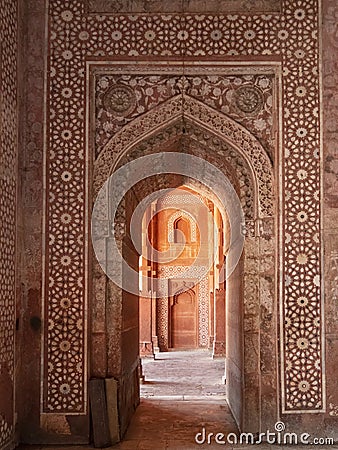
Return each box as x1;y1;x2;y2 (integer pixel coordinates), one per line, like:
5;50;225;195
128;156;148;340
18;350;338;450
140;349;227;399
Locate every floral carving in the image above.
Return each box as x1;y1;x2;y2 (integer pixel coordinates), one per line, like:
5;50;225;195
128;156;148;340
95;73;275;160
94;94;273;217
103;84;136;116
233;85;264;115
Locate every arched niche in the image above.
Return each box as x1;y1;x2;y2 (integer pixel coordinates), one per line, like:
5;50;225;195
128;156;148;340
168;210;196;243
169;288;198;349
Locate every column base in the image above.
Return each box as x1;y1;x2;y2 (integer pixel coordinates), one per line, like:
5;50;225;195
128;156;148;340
209;336;214;349
212;341;226;357
139;342;155;358
152;336;160;353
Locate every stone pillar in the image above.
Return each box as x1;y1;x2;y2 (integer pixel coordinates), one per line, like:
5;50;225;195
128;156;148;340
151;294;160;352
150;203;160;353
213;287;226;357
209;291;215;349
139;295;154;357
208;204;215;349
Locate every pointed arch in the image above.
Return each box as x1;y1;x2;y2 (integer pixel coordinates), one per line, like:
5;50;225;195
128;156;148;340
168;210;197;243
91;91;278;432
94;94;274;217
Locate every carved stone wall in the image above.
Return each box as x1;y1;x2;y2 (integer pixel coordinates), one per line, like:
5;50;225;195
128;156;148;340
6;0;338;445
0;1;17;448
323;0;338;423
95;73;275;160
86;0;282;14
42;0;323;432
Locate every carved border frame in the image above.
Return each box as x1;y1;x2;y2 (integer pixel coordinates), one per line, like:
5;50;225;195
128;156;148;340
43;0;324;415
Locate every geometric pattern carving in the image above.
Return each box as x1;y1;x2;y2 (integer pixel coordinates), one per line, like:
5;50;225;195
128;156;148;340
157;296;169;351
161;194;202;206
197;275;209;347
159;266;209;348
0;0;17;445
46;0;322;413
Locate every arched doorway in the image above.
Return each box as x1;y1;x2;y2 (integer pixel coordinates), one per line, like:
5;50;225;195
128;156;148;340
138;184;228;354
170;288;197;349
91;94;276;437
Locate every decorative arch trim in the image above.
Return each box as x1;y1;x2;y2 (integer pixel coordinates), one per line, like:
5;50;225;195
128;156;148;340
168;210;197;243
94;94;274;217
173;287;196;302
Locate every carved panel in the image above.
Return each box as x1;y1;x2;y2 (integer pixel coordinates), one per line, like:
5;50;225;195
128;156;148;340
114;121;255;220
157;297;169;350
95;73;275;160
94;95;272;216
87;0;281;14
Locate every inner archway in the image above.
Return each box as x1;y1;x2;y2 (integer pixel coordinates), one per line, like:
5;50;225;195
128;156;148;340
136;182;236;443
91;100;276;439
139;184;229;355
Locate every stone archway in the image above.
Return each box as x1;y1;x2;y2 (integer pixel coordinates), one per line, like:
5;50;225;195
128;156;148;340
92;95;276;433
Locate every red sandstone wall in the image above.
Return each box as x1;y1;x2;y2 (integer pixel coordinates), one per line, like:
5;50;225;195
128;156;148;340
226;257;244;429
0;1;18;448
8;0;338;444
323;0;338;422
15;0;51;443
